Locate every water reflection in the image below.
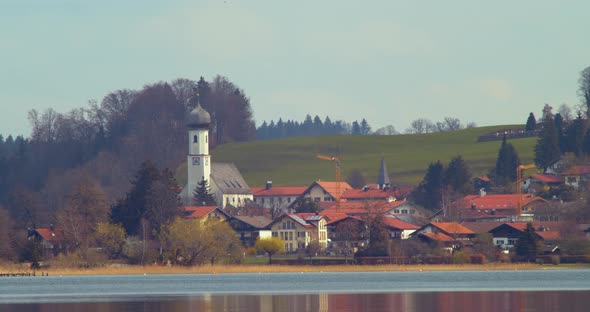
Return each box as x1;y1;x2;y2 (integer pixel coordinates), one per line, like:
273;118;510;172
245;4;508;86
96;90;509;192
5;291;590;312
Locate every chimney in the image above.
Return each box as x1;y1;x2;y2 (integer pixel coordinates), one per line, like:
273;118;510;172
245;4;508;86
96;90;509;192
50;223;55;231
479;188;486;197
266;181;273;190
471;203;476;210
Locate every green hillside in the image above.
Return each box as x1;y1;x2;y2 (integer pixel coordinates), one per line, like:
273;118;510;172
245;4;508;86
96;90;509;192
178;125;536;188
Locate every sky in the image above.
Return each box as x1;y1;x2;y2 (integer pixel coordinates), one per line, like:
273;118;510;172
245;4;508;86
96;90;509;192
1;0;589;137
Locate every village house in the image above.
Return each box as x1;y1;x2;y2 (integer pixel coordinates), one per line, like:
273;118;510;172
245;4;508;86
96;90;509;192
488;222;562;252
227;215;273;248
451;191;547;222
382;215;420;239
268;213;328;253
183;206;230;223
561;164;590;190
251;181;306;211
300;180;353;203
411;222;476;252
521;174;562;193
27;227;65;258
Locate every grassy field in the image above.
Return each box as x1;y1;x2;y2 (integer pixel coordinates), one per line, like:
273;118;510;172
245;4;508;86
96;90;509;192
177;125;537;188
1;263;580;276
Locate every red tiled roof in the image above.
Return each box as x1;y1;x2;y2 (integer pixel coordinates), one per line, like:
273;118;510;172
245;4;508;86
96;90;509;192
476;176;491;182
460;209;515;220
529;174;562;183
183;206;218;218
341;189;396;200
431;222;475;235
561;165;590;176
420;232;454;242
382;216;419;230
322;200;407;215
35;229;64;242
457;194;545;210
251;186;307;197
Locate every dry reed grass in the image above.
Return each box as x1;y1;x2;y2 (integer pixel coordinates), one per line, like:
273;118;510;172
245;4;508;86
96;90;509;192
0;263;578;276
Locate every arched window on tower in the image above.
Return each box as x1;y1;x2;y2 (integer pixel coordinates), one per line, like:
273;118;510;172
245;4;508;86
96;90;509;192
193;135;198;143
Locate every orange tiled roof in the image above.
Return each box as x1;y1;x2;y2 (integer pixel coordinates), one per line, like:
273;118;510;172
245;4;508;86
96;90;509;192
322;200;407;215
183;206;218;218
529;174;562;183
458;194;545;210
476;176;491;182
561;165;590;176
251;186;307;197
537;231;560;241
35;228;64;242
420;232;454;242
382;216;419;230
431;222;475;235
314;181;353;198
341;189;397;200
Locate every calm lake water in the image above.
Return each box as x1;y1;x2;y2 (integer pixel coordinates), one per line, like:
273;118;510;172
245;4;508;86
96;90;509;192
1;270;590;311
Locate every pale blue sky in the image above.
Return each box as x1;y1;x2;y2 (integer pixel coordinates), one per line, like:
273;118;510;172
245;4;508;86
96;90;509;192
1;0;589;136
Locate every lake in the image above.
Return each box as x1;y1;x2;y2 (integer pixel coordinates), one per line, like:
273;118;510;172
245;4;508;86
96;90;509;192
1;269;590;311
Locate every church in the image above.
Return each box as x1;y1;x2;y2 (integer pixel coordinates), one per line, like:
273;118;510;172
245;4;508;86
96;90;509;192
181;96;253;208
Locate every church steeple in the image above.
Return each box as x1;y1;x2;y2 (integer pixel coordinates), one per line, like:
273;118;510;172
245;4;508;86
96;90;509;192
186;85;211;204
377;157;391;190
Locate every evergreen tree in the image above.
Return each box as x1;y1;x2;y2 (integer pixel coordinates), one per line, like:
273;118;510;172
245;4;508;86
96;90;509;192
360;118;371;135
145;168;182;236
444;155;472;194
514;223;540;262
495;135;521;185
525;112;536;131
351;121;361;135
111;160;161;235
411;161;445;211
193;177;217;206
564;113;586;155
534;114;561;172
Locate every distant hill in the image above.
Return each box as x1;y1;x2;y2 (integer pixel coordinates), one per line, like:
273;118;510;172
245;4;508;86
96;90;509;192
177;125;536;188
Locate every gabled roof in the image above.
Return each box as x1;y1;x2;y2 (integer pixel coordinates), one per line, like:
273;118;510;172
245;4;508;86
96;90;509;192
360;185;413;199
34;229;64;242
457;194;545;210
322;200;410;215
561;164;590;176
251;186;307;197
232;215;273;229
268;213;316;229
420;232;454;242
303;180;352;199
537;231;560;241
529;174;562;184
183;206;222;218
382;216;419;230
494;221;562;232
211;163;252;195
431;222;475;235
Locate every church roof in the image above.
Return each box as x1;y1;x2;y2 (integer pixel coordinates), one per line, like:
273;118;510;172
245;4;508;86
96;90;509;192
378;157;391;187
186;103;211;128
211;163;252;195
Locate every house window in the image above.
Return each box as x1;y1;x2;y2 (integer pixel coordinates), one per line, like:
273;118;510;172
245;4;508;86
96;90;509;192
285;243;289;251
288;197;291;203
324;197;332;201
496;240;505;245
314;197;321;202
508;239;516;245
272;232;278;237
282;222;286;229
289;232;293;241
401;210;408;214
289;243;293;251
394;210;399;213
193;135;198;143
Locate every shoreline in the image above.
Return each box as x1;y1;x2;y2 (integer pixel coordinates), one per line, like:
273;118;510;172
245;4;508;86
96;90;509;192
2;263;588;276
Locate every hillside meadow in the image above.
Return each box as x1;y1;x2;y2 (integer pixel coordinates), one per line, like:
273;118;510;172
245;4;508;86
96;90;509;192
177;125;537;188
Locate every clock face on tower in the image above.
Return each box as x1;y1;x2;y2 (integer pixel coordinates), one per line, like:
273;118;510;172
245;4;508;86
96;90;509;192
192;157;200;166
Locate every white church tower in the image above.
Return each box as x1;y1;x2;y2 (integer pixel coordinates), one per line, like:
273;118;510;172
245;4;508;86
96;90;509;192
185;91;211;203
